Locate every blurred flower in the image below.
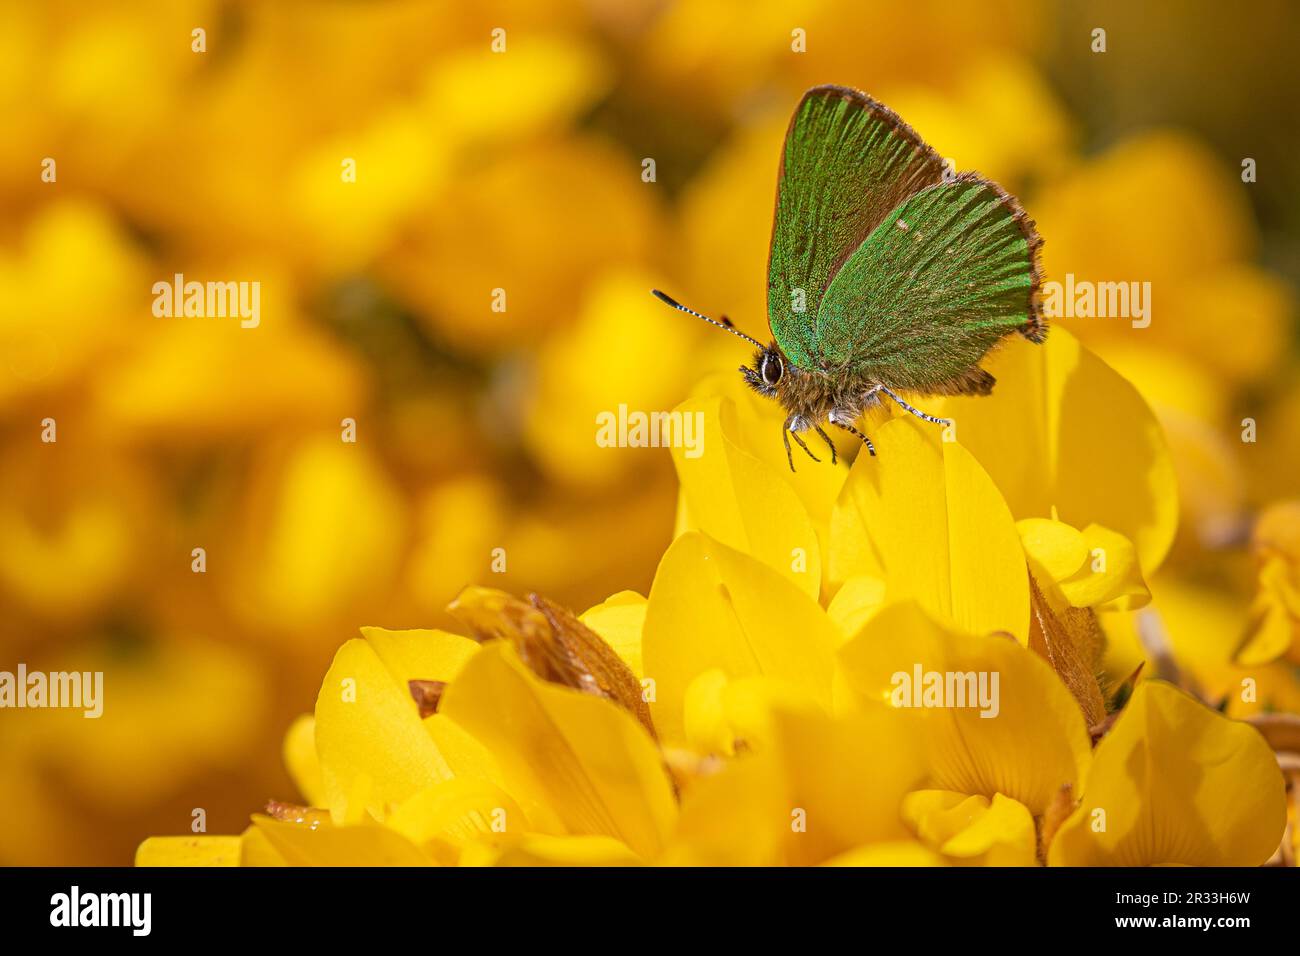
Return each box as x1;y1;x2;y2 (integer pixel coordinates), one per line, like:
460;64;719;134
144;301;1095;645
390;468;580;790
406;476;509;615
1031;132;1295;561
877;55;1075;190
0;442;156;622
385;139;666;355
228;436;407;638
1237;501;1300;666
3;0;1295;869
89;268;365;443
0;200;145;408
3;630;267;865
523;271;696;488
1035;132;1290;388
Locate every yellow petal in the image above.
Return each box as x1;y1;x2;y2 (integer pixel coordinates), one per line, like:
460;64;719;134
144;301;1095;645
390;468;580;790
822;841;950;867
682;670;823;755
668;703;927;866
252;816;434;866
1018;517;1089;583
830;417;1029;644
929;328;1178;577
826;575;888;644
438;643;676;859
662;749;786;866
359;626;480;685
1021;518;1151;612
642;531;839;744
314;638;455;823
1062;525;1150;611
839;602;1092;815
238;825;287;867
282;714;324;807
1049;681;1287;866
936;794;1037;866
683;371;847;527
672;394;822;599
312;629;485;825
474;833;643;867
903;790;979;842
903;790;1038;866
682;668;734;755
386;777;526;863
135;835;242;867
776;705;928;865
580;590;648;677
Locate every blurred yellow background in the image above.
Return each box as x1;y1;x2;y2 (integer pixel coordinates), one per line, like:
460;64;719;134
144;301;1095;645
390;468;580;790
1;0;1297;864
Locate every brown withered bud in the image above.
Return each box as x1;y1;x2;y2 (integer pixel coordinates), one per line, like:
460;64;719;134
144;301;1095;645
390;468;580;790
1027;574;1107;730
408;679;447;718
448;586;656;740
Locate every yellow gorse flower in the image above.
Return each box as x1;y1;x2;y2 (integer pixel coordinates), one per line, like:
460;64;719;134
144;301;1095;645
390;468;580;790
7;1;1293;869
138;327;1289;868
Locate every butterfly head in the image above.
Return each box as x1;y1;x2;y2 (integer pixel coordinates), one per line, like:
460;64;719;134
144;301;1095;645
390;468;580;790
650;289;798;401
740;346;784;398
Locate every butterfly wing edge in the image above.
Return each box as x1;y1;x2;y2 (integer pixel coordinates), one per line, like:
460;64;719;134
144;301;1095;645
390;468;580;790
947;169;1047;344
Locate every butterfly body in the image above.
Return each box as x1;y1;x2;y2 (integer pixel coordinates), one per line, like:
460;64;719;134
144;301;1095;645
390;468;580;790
741;348;885;430
656;84;1045;469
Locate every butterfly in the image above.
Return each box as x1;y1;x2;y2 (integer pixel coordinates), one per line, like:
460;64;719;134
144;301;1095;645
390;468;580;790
653;84;1045;471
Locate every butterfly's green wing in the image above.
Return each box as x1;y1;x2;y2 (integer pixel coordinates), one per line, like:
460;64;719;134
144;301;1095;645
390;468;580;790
816;172;1046;393
767;85;946;369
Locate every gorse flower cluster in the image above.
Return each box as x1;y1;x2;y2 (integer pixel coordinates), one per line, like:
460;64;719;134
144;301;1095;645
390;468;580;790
139;328;1293;866
5;3;1297;867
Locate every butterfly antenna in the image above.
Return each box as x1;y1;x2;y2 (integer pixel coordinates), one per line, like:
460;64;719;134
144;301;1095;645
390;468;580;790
651;289;764;350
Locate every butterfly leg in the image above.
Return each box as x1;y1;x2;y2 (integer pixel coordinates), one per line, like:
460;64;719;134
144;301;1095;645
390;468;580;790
813;424;838;466
789;431;821;464
782;416;820;471
876;385;952;428
828;410;876;457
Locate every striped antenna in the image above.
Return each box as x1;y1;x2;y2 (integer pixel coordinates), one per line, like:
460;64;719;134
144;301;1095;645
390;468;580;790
650;290;764;350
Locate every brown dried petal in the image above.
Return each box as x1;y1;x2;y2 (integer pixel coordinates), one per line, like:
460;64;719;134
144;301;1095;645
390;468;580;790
408;679;447;718
448;586;656;739
1027;574;1107;729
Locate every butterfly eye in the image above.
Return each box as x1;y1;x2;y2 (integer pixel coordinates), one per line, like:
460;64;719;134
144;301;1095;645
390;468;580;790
761;352;783;386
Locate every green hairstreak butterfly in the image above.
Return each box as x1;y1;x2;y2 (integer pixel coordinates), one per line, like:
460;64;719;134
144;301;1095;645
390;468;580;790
654;84;1046;470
